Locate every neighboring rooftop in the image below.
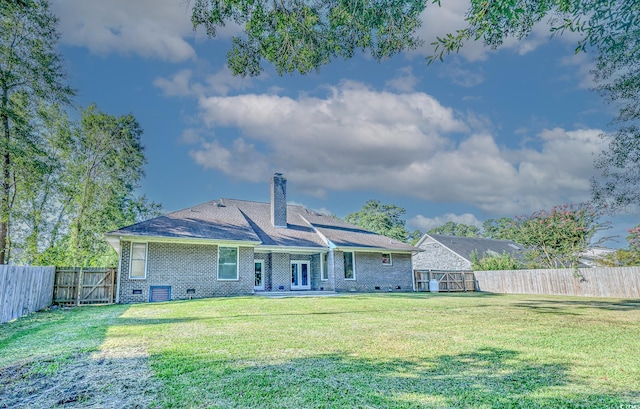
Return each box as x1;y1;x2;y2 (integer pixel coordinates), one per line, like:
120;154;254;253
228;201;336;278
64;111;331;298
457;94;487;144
418;234;526;262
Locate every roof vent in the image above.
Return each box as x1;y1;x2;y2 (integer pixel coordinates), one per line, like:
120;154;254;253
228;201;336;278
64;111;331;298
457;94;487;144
508;243;521;250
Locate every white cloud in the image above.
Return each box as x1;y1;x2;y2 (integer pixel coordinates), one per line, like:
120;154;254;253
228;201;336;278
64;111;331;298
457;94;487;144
51;0;197;61
408;213;483;231
187;81;606;215
439;60;484;87
385;66;420;92
154;69;195;97
51;0;243;61
189;138;269;182
560;52;597;89
154;67;254;97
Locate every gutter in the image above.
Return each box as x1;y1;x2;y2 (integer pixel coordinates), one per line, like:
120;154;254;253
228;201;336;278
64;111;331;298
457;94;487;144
104;233;262;248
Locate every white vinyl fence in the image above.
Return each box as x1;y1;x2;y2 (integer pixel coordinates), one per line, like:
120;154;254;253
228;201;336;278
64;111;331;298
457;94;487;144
474;266;640;298
0;266;55;323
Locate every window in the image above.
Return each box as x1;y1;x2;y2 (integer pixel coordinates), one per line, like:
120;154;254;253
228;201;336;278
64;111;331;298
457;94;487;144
218;246;239;280
130;243;147;279
344;251;354;280
321;253;328;281
382;253;392;266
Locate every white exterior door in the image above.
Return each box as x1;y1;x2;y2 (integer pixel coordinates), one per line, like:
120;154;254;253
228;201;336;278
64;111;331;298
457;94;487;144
254;260;265;291
291;261;311;290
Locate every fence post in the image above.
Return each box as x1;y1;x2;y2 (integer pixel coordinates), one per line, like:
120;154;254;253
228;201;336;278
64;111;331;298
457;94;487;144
75;267;83;306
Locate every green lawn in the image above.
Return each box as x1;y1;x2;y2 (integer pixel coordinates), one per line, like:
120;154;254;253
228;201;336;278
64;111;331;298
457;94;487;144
1;293;639;408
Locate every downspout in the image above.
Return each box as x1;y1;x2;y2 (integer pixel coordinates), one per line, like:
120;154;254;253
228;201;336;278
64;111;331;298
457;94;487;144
411;251;416;292
115;238;122;303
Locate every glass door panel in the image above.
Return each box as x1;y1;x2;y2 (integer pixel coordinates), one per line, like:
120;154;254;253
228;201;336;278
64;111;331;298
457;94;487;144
254;261;264;291
301;263;308;286
291;263;299;287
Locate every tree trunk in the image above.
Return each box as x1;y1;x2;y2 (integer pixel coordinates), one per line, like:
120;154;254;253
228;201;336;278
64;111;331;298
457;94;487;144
0;88;10;264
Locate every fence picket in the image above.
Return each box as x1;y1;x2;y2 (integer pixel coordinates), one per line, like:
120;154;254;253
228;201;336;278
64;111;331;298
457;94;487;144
0;266;55;324
474;267;640;298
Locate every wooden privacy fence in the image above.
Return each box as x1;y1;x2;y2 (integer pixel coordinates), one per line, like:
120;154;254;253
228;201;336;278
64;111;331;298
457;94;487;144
53;267;117;305
414;270;475;292
474;266;640;298
0;266;55;324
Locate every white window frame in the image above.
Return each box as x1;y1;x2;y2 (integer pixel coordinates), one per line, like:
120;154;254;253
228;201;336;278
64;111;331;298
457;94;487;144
344;251;356;280
382;253;393;266
129;242;148;279
217;246;239;281
321;253;328;281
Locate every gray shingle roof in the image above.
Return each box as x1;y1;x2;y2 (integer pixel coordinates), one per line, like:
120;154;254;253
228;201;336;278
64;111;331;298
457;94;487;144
302;212;417;252
108;198;418;252
109;200;261;242
421;234;526;261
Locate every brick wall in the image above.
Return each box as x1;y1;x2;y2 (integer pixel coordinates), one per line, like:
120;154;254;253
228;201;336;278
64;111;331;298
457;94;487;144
323;251;336;291
119;241;254;303
118;241;413;300
333;251;413;292
271;252;291;291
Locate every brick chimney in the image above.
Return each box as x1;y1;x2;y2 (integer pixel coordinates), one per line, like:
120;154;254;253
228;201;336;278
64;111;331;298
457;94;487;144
271;173;287;228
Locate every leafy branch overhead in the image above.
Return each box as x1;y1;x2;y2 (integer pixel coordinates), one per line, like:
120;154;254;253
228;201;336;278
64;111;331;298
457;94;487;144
191;0;428;76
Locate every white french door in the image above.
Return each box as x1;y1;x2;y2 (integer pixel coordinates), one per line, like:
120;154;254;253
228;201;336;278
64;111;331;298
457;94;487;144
291;261;311;290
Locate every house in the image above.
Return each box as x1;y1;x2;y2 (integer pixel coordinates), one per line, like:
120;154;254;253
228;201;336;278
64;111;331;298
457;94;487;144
412;233;525;272
579;247;617;267
106;173;419;303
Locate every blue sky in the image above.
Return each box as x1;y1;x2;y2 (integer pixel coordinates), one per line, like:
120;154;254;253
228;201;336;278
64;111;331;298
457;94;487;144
50;0;637;246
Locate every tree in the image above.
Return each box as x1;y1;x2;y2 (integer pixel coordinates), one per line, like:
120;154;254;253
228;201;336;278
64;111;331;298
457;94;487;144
345;199;410;242
427;221;480;237
482;217;516;240
600;224;640;266
408;229;423;245
0;0;73;263
52;104;160;267
10;103;71;265
508;203;609;269
470;250;521;271
628;224;640;252
430;0;640;210
191;0;427;76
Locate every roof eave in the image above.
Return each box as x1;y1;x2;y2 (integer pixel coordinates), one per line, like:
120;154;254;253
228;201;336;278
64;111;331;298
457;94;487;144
103;233;262;247
333;246;418;253
255;245;329;254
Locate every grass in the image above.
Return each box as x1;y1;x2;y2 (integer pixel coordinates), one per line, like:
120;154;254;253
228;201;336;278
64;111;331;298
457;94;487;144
1;293;639;408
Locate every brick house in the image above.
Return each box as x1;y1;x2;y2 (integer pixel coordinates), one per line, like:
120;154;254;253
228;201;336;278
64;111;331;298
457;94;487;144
412;233;525;271
106;174;419;303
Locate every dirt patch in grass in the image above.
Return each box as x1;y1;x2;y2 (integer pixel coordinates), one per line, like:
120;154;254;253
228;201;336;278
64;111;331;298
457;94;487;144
0;347;160;408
